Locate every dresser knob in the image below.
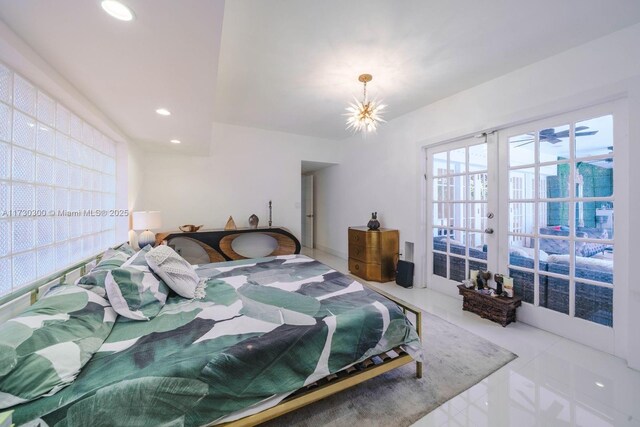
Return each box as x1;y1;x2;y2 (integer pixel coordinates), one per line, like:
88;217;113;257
355;264;360;270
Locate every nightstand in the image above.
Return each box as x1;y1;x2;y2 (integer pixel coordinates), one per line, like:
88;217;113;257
348;227;399;282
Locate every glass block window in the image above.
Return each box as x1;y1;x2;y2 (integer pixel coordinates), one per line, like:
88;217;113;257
0;62;118;298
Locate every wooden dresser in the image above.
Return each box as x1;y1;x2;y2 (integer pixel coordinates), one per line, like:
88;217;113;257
348;227;399;282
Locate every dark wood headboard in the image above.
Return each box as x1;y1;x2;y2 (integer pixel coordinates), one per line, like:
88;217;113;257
155;227;301;262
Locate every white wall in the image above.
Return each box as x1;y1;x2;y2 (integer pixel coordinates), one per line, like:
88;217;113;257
127;141;145;214
315;24;640;368
136;123;341;239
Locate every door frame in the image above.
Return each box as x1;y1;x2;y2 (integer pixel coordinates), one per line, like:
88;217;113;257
301;174;314;248
418;99;628;358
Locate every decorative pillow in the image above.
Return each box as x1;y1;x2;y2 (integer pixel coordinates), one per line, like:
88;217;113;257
0;286;116;409
145;245;200;298
105;248;169;321
75;250;130;298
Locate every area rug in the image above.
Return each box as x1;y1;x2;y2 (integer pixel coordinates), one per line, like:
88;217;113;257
262;311;517;427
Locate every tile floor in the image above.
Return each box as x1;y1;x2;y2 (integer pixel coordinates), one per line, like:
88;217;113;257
301;247;640;427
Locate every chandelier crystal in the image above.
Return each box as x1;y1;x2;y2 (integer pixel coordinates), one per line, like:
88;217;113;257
345;74;386;134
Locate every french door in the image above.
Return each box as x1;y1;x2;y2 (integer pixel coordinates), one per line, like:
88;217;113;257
425;101;625;354
426;136;498;296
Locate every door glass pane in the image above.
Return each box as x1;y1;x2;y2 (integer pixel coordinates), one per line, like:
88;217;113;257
540;163;569;199
539;125;570;162
448;230;465;256
509;133;535;167
449;256;466;282
576;200;613;240
576;159;613;197
509;168;535;199
433;177;448;201
450;175;465;201
450;203;465;229
433;152;448;176
509;268;534;304
467;232;487;260
469;173;488;200
539;274;569;314
575;282;612;326
575;115;613;158
468;144;487;171
433;253;447;278
509;241;536;269
541;201;570;231
509;202;535;234
433;228;447;252
468;203;487;231
575;250;613;284
432;203;447;227
449;148;466;174
469;260;487;278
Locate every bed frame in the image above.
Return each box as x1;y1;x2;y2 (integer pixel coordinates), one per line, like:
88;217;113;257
0;246;423;427
0;249;108;323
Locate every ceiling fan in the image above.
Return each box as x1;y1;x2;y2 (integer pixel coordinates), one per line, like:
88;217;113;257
511;126;598;148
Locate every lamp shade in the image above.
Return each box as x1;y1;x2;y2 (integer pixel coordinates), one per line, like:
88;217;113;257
132;211;162;231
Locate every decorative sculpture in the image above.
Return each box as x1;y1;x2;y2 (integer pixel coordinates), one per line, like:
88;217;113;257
179;224;203;232
225;216;237;230
249;214;259;229
367;212;380;230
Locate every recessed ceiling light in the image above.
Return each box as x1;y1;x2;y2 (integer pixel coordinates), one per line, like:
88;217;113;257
170;139;181;144
595;381;605;388
155;108;171;116
101;0;135;21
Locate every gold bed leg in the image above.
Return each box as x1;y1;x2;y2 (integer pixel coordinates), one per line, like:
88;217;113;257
415;310;423;379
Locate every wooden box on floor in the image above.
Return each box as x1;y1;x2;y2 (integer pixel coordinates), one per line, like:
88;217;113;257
348;227;399;282
457;284;522;327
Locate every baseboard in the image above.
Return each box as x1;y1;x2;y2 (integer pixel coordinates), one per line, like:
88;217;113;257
314;244;347;260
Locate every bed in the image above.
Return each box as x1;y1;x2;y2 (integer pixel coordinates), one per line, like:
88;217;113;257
1;251;422;427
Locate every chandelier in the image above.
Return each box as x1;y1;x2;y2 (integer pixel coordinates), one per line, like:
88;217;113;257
345;73;386;134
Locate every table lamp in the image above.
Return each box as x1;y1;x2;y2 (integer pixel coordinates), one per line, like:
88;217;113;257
132;211;162;248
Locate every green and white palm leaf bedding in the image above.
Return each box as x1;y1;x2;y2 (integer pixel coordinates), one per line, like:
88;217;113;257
9;255;421;427
75;249;130;298
0;286;116;409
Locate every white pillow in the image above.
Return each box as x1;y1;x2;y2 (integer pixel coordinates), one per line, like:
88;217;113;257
145;245;200;298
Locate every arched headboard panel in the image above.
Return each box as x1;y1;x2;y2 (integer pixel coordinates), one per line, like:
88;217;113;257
156;227;301;263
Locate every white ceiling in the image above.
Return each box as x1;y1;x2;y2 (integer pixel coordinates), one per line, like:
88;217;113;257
0;0;639;152
214;0;640;139
0;0;224;154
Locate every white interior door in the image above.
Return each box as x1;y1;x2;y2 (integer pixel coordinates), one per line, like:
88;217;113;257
496;101;625;354
301;175;314;248
425;136;498;297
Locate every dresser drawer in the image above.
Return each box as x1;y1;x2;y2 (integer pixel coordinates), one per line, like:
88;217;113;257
348;243;381;264
348;258;382;282
348;228;380;247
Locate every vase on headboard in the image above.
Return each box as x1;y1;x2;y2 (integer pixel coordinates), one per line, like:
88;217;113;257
367;212;380;231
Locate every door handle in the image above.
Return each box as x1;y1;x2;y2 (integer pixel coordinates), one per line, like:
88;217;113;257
484;227;494;234
306;214;314;218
